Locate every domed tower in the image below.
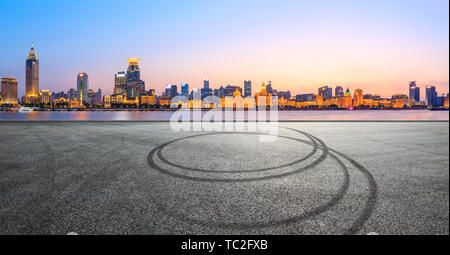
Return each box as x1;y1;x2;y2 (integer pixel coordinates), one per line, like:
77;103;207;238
25;45;39;104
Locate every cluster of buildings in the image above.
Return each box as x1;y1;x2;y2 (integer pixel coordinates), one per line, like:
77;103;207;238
1;46;449;110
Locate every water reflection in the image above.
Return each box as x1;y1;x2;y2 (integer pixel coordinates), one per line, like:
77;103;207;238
0;110;448;121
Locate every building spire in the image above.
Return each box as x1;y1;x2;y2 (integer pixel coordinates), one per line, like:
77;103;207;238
27;44;38;61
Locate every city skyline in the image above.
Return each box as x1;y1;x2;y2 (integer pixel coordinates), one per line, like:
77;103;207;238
0;0;448;98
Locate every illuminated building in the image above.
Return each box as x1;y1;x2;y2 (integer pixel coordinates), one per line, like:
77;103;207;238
158;96;171;107
296;94;314;102
1;77;18;105
224;85;242;97
444;94;449;109
164;84;178;99
88;89;102;105
181;83;189;97
68;88;78;100
69;98;81;108
437;94;446;107
126;58;145;99
254;82;272;107
318;86;332;100
244;80;252;97
353;88;363;107
391;94;408;108
77;72;89;104
39;90;52;105
338;88;352;108
274;90;291;99
25;45;39;104
266;81;273;94
140;90;156;106
114;71;127;95
425;86;437;106
54;97;69;106
201;80;212;99
409;81;420;102
315;94;323;106
335;86;344;97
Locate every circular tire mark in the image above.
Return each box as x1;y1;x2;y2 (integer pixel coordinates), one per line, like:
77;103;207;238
147;131;329;182
146;127;377;235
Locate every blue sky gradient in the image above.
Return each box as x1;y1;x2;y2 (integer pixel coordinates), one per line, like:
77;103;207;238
0;0;448;97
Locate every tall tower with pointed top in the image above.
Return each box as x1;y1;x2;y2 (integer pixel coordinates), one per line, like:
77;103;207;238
25;45;39;104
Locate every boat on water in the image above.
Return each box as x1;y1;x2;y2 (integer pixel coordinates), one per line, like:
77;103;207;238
18;107;33;112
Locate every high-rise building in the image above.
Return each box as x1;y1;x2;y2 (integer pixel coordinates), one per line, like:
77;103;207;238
126;58;145;99
266;81;273;94
425;86;437;106
127;58;141;83
77;72;89;104
164;84;178;99
39;90;52;105
114;71;127;95
25;45;39;104
181;83;189;97
409;81;420;102
244;80;252;97
335;86;344;97
68;88;78;100
201;80;212;99
1;77;18;105
353;88;364;107
203;80;210;90
318;86;333;100
97;88;102;104
436;94;446;106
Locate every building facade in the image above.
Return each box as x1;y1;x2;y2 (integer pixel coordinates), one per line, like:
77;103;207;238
425;86;437;106
409;81;420;102
77;72;89;104
1;77;18;105
335;86;344;97
39;90;52;105
244;80;252;97
114;71;127;95
25;45;39;104
181;83;189;97
126;58;145;99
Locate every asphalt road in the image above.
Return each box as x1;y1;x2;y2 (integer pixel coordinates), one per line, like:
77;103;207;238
0;121;448;235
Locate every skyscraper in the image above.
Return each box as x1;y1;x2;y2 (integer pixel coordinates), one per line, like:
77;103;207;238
181;83;189;97
335;86;344;97
25;45;39;104
126;58;145;99
164;84;178;99
114;71;127;95
201;80;212;99
244;80;252;97
266;81;273;94
425;85;437;106
318;86;333;100
409;81;420;102
1;77;18;105
77;73;89;104
353;88;364;107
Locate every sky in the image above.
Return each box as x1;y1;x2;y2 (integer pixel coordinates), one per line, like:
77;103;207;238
0;0;448;98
